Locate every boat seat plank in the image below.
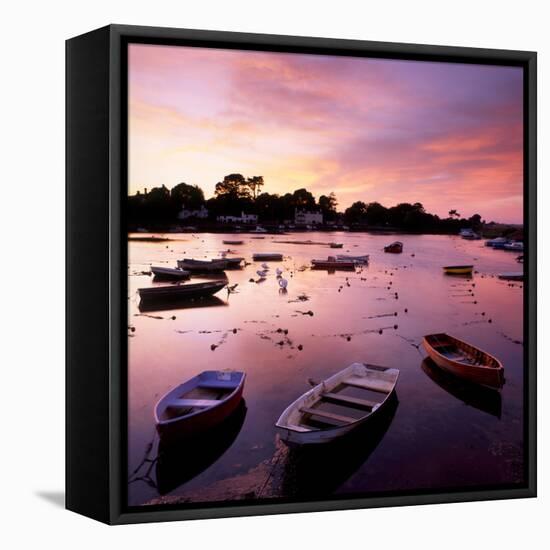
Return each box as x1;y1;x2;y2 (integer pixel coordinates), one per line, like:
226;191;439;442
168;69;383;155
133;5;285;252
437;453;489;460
167;398;220;409
321;392;377;409
287;424;311;432
198;381;238;390
299;407;356;424
343;376;393;393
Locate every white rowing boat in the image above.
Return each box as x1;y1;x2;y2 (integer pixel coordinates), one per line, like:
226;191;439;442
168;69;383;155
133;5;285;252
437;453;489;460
276;363;399;445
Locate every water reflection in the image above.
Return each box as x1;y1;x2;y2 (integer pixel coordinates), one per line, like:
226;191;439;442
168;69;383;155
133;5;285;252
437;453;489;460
421;358;502;419
156;401;248;495
128;232;524;505
138;295;228;313
279;394;398;498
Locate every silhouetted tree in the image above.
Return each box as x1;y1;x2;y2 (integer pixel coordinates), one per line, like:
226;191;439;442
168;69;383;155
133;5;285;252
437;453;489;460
126;176;493;236
319;192;338;221
344;201;368;224
215;174;251;199
212;174;254;216
247;176;264;200
291;188;316;210
170;182;205;210
365;202;388;226
469;213;482;230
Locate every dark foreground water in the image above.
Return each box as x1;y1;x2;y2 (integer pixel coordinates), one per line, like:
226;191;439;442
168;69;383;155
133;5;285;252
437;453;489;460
127;232;524;507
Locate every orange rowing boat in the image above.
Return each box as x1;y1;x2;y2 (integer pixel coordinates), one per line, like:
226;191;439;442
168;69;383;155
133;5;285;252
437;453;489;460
422;333;504;389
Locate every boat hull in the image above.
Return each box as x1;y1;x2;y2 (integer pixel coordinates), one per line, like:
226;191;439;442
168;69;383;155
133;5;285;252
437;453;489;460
252;254;283;261
276;363;399;445
177;259;228;272
384;242;403;253
155;372;246;441
138;281;227;301
336;254;369;264
151;267;190;280
498;272;523;281
223;257;244;269
443;265;474;275
422;334;504;389
311;260;355;270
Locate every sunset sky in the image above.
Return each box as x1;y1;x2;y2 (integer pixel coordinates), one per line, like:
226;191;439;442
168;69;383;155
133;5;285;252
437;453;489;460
128;44;523;223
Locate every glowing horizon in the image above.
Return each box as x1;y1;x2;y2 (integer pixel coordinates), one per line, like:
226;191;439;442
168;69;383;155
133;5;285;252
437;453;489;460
129;44;523;224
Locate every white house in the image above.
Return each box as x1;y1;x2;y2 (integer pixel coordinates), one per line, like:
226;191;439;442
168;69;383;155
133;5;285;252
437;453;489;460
295;208;323;225
177;205;209;220
217;211;258;224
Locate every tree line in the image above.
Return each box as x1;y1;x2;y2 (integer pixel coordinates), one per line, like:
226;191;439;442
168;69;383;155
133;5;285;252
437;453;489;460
127;173;484;233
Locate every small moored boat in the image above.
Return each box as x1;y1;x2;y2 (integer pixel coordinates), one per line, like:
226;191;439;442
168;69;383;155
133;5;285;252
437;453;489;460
253;253;283;261
422;333;504;389
138;280;227;302
485;237;509;248
443;265;474;275
155;371;246;440
311;257;356;270
503;241;524;252
336;254;369;264
220;257;244;269
329;243;343;249
498;272;523;281
462;232;481;240
276;363;399;445
177;259;228;272
151;266;190;280
222;240;244;245
384;241;403;253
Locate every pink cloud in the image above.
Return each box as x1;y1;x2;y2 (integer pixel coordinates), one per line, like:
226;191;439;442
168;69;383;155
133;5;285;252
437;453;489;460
128;44;524;223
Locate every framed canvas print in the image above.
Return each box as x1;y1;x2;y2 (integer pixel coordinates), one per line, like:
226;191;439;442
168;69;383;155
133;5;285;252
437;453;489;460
66;24;537;525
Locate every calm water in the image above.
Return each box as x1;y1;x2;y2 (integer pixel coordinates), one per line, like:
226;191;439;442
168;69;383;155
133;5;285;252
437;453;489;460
127;232;524;506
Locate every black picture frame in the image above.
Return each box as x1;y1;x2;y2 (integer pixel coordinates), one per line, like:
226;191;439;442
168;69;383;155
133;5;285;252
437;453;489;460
66;24;537;525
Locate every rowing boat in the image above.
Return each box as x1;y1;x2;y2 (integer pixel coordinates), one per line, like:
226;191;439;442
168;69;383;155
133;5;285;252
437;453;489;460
221;257;244;269
384;241;403;253
155;371;246;440
177;258;228;272
252;253;283;261
276;363;399;445
151;266;190;280
311;257;356;270
336;254;369;264
329;243;343;248
422;333;504;389
498;272;523;281
222;240;244;245
443;265;474;275
138;280;227;302
503;241;524;252
485;237;509;248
